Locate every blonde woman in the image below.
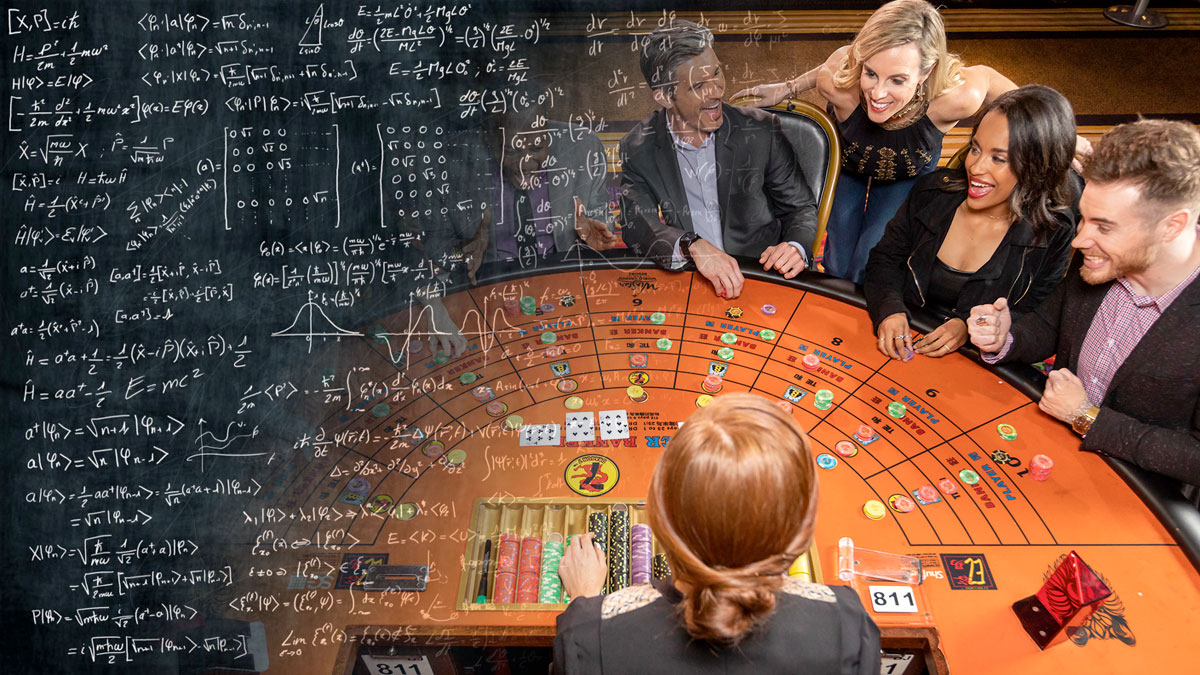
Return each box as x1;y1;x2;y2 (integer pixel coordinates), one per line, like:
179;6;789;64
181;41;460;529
554;394;880;674
735;0;1085;284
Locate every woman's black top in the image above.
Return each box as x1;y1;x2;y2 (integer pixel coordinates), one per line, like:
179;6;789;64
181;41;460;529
864;168;1076;331
552;576;881;675
927;259;973;318
832;103;945;182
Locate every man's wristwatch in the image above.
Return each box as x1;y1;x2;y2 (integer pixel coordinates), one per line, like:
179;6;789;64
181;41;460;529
1071;405;1100;437
679;232;701;261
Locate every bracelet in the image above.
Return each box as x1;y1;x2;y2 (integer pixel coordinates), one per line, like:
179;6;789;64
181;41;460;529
1070;399;1094;423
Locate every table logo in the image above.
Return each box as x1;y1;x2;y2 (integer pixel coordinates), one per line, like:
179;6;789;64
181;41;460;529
941;553;996;590
565;454;620;497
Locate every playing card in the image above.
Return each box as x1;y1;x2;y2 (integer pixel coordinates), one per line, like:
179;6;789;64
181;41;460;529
599;410;629;440
520;424;561;447
565;412;595;442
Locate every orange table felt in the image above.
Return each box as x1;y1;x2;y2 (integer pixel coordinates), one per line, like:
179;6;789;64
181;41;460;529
234;265;1199;674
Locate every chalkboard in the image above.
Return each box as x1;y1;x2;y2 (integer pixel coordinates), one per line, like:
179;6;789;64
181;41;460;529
0;1;611;672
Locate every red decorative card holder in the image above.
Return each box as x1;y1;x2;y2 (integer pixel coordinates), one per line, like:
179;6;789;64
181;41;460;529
1012;550;1112;650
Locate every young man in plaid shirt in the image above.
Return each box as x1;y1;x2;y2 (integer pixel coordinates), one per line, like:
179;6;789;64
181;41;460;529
969;119;1200;489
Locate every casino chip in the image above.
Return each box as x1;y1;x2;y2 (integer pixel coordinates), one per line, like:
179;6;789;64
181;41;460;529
504;415;523;430
541;332;558;344
816;453;838;470
914;485;940;505
760;329;777;341
445;449;467;466
656;337;672;351
801;354;821;371
776;400;793;414
564;396;584;410
560;294;576;307
1030;454;1053;481
834;440;859;458
761;304;777;316
393;502;419;521
959;469;980;485
540;303;555;314
485;401;508;417
459;372;477;385
545;346;565;358
889;495;916;513
887;402;906;418
938;478;959;495
556;379;579;393
997;423;1018;440
814;389;834;410
720;332;737;345
717;347;735;361
650;312;666;324
629;354;648;368
372;403;390;417
422;441;446;459
695;394;713;408
701;374;723;393
627;385;648;403
863;500;887;520
725;307;743;319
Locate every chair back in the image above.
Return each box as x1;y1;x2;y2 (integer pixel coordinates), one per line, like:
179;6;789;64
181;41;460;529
744;99;841;268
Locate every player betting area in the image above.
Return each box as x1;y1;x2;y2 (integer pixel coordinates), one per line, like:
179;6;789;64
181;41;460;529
233;262;1197;674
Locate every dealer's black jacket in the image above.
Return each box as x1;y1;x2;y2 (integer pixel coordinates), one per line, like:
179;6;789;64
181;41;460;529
863;168;1075;332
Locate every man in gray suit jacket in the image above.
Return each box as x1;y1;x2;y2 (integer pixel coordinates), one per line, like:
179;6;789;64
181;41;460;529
619;20;818;300
970;120;1200;489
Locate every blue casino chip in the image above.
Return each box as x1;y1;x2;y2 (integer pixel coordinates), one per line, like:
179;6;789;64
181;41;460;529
816;453;838;470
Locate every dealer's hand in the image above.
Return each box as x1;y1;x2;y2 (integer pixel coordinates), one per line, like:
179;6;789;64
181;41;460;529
422;295;468;358
574;197;618;251
968;297;1012;353
759;243;805;279
691;238;744;299
1040;369;1090;423
558;532;608;599
875;313;913;361
914;318;968;358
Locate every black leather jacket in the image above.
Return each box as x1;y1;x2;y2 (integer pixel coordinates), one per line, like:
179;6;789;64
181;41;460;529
864;168;1075;331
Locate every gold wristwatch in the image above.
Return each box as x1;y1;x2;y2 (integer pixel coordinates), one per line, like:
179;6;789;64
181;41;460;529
1071;405;1100;437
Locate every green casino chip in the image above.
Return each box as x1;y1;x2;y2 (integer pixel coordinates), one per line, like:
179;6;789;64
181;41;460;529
656;337;672;351
717;347;734;361
760;329;776;341
720;332;737;345
650;312;666;324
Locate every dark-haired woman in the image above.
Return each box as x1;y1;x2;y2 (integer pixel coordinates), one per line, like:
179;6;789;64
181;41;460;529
553;394;881;674
864;84;1079;360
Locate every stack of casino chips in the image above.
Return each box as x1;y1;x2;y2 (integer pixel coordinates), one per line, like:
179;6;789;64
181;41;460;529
538;538;565;603
630;524;653;585
606;506;631;593
587;512;609;592
652;553;672;580
520;296;537;315
516;536;543;603
494;533;521;603
504;298;520;317
561;533;578;604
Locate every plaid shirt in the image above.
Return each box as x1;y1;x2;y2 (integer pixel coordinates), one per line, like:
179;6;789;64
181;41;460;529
1077;264;1200;404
